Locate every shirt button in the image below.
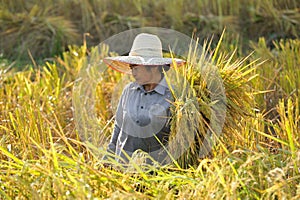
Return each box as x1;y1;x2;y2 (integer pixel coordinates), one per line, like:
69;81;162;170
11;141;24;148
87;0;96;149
144;93;147;95
136;120;139;124
141;106;144;109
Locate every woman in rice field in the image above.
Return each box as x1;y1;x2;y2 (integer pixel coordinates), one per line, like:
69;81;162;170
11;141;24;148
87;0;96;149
102;33;185;166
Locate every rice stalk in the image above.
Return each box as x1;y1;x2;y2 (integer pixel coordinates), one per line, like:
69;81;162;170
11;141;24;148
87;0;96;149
277;97;299;173
166;31;259;168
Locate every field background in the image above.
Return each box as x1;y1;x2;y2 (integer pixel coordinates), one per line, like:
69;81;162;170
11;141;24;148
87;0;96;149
0;0;299;199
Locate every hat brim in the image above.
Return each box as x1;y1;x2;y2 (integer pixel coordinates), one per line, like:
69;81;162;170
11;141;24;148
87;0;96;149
103;56;185;74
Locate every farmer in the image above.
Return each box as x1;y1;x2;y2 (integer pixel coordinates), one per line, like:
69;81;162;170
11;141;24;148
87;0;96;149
102;33;185;165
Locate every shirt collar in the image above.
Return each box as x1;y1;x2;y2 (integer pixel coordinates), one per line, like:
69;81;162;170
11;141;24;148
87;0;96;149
132;77;169;95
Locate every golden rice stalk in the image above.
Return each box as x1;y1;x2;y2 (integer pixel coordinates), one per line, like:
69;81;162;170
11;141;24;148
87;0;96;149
168;32;259;167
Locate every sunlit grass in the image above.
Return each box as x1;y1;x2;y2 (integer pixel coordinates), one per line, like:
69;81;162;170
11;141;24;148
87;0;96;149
1;30;299;198
0;0;299;198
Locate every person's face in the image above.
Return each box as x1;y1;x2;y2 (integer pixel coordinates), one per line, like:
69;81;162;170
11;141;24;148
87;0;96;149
130;65;159;85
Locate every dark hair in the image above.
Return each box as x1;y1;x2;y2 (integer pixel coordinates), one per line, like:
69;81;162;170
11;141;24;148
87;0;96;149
159;64;170;73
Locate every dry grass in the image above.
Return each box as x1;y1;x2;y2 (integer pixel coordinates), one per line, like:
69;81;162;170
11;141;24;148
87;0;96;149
0;0;299;199
1;31;299;199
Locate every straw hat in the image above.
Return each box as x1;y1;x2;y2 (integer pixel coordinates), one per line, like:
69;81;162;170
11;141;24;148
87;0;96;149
103;33;185;74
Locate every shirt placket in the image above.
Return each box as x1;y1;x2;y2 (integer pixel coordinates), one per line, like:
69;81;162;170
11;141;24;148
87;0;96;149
136;91;146;125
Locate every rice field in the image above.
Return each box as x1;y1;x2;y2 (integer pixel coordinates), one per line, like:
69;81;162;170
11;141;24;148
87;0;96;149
0;0;299;199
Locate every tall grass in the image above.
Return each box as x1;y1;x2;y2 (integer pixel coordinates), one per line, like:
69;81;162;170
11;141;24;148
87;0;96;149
0;31;299;198
0;0;299;198
250;38;300;125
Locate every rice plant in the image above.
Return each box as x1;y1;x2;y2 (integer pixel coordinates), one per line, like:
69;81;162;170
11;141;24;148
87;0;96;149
0;0;299;199
0;29;298;198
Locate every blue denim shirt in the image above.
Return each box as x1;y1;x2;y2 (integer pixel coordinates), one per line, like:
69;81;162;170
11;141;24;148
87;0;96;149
106;78;173;164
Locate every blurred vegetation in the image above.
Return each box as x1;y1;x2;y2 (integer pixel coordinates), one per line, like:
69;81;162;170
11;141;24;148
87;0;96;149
0;0;299;199
0;0;299;60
